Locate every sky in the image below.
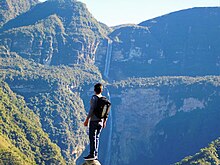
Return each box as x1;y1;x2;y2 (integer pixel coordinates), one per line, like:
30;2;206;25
39;0;220;26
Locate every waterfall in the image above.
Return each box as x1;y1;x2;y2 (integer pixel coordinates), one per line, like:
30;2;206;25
104;88;112;165
104;39;113;78
103;39;113;165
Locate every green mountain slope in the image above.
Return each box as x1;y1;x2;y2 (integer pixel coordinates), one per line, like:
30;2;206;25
175;138;220;165
0;1;107;163
0;80;65;165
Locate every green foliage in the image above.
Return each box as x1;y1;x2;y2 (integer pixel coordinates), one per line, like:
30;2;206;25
0;134;34;165
111;76;220;90
0;80;65;164
0;50;102;86
176;138;220;165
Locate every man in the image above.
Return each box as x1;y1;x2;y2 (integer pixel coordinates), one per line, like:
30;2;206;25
83;83;109;160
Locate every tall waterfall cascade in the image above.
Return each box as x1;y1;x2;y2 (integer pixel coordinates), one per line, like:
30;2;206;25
103;39;113;165
104;88;112;165
104;39;113;78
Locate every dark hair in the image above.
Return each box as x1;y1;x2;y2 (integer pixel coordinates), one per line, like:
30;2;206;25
94;83;103;94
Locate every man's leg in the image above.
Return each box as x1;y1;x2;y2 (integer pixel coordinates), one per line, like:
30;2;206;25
89;121;96;157
84;121;97;160
95;122;102;157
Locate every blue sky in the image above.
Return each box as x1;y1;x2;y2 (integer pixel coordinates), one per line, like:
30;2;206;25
39;0;220;26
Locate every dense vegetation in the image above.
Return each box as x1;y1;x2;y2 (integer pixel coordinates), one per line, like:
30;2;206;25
111;76;220;89
175;138;220;165
0;0;108;163
0;80;65;164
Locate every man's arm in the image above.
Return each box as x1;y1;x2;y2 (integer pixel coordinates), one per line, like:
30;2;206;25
84;117;90;126
103;102;111;128
84;95;97;126
103;118;108;128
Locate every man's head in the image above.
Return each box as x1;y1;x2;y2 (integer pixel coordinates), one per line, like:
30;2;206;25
94;83;103;94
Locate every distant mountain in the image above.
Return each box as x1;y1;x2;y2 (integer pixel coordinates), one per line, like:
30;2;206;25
0;0;39;28
0;0;110;66
96;7;220;80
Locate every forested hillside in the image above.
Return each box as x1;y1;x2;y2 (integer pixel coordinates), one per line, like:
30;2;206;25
0;80;65;164
176;138;220;165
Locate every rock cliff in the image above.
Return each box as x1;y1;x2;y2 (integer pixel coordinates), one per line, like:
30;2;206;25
109;77;220;165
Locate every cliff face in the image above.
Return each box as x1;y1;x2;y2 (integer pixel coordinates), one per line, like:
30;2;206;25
111;88;175;165
0;0;110;66
95;8;220;80
109;77;220;165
